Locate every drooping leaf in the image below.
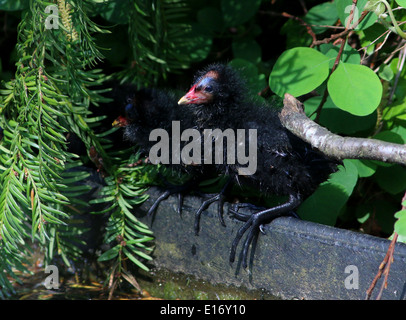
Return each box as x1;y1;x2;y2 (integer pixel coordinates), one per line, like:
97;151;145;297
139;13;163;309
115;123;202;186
269;47;330;97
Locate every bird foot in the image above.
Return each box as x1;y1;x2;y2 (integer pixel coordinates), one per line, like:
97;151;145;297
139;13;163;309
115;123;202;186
194;177;233;235
229;195;302;269
194;193;226;235
147;180;196;222
228;202;267;222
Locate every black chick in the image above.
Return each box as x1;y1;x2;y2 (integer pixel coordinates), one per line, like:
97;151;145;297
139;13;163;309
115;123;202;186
117;87;224;220
178;63;339;268
117;87;199;215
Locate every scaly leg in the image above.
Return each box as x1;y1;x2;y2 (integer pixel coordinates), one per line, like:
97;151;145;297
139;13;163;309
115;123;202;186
194;178;233;235
147;177;200;222
229;194;302;269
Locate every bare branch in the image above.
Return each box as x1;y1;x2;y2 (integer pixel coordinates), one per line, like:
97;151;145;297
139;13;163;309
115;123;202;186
280;94;406;165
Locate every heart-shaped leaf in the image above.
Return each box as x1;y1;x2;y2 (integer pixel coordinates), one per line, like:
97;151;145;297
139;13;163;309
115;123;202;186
327;62;382;116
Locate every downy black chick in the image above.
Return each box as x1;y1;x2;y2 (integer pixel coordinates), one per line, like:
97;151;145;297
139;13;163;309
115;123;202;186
178;63;339;268
117;87;222;219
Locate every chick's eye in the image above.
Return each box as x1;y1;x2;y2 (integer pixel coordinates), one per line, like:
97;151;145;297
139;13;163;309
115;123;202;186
205;85;213;93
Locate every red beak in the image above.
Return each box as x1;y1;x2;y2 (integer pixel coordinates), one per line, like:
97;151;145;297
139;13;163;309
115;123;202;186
112;115;129;127
178;85;198;105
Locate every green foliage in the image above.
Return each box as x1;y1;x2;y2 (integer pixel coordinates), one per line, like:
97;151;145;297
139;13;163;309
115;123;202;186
395;208;406;242
298;160;359;225
117;0;213;87
267;0;406;240
328;63;382;116
0;0;154;298
304;2;338;34
221;0;262;28
269;47;331;97
337;0;377;30
1;0;406;298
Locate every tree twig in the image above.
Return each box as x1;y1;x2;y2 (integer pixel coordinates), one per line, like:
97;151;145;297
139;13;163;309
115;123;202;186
365;191;406;299
280;12;317;45
365;231;398;300
280;94;406;165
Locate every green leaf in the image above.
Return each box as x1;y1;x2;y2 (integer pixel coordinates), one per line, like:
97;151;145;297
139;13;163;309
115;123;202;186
319;43;361;68
298;160;358;225
395;0;406;7
374;165;406;195
356;200;397;234
374;130;405;144
229;59;266;96
365;0;386;16
378;64;394;81
122;247;150;271
304;95;376;135
178;24;212;63
0;0;29;11
99;1;131;24
269;47;330;97
394;209;406;242
304;2;338;34
348;159;377;178
327;62;382;116
197;7;224;33
98;245;120;261
232;38;262;64
221;0;261;27
329;159;359;195
298;182;349;225
126;237;154;245
382;100;406;122
280;19;312;49
336;0;377;30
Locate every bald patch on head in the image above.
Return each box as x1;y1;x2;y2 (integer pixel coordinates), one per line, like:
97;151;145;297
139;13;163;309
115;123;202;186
204;70;219;80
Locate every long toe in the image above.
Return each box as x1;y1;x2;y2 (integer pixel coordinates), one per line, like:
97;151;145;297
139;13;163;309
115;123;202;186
229;215;254;263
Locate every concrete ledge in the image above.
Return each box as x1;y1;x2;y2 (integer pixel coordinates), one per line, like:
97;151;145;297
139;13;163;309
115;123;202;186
135;188;406;300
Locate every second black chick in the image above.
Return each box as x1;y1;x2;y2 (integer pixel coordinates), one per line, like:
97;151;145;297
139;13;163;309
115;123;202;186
178;63;339;268
118;86;224;220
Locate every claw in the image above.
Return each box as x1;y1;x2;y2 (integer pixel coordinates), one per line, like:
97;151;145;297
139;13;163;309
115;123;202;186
229;194;302;269
229;203;254;221
194;177;232;235
147;190;172;226
177;193;184;216
194;193;226;235
147;177;200;224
